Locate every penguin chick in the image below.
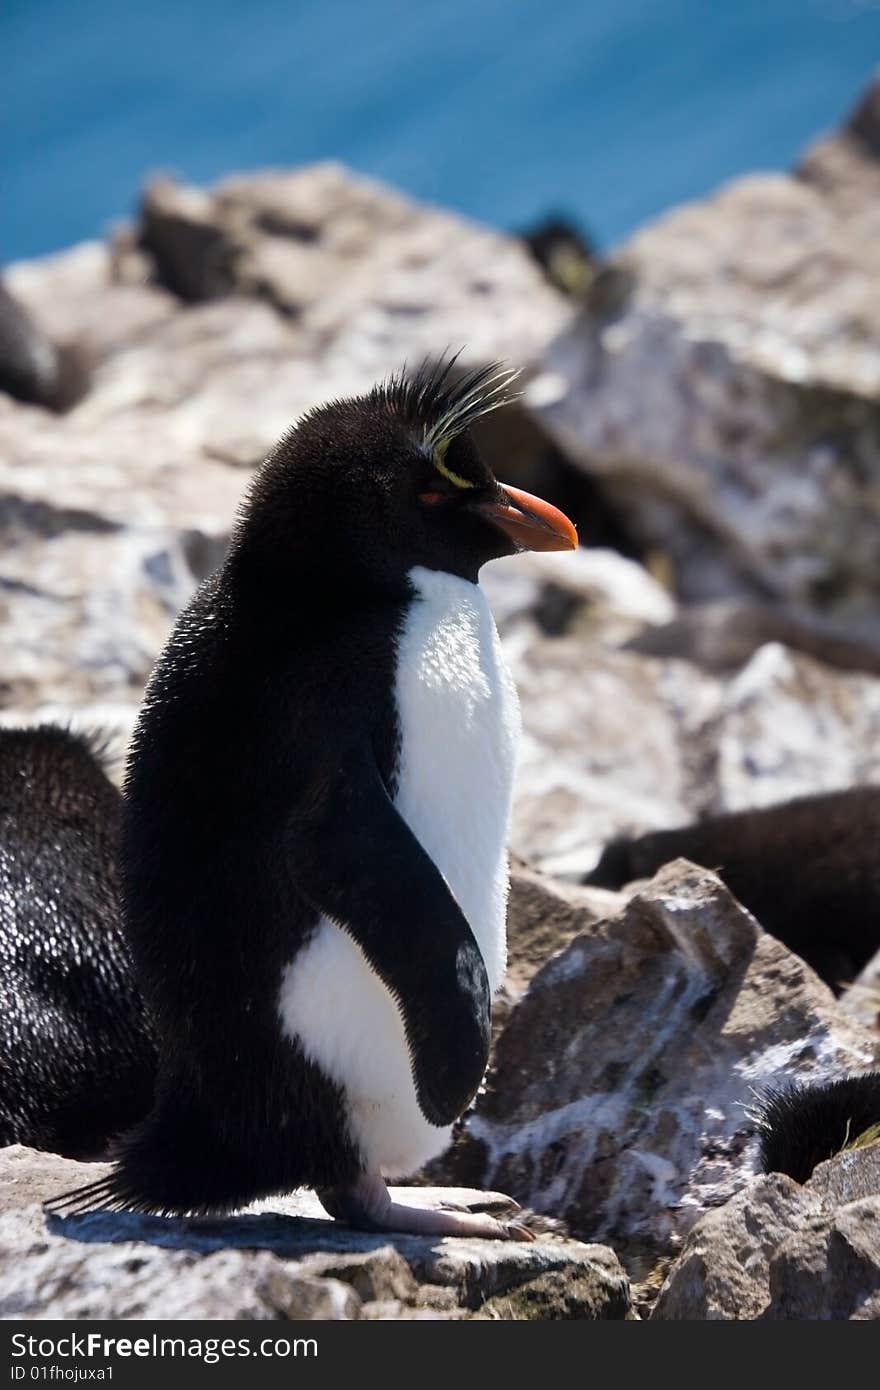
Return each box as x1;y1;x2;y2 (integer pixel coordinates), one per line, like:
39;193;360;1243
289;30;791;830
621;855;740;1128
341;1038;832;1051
584;789;880;992
50;359;577;1239
755;1072;880;1184
0;726;155;1157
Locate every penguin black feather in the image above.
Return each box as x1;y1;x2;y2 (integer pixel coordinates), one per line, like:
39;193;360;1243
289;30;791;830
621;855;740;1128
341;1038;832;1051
0;726;155;1158
755;1072;880;1183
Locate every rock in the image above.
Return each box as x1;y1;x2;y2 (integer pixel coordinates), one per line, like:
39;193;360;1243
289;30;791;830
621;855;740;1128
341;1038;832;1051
761;1197;880;1320
798;72;880;219
841;950;880;1034
506;860;624;1002
436;862;877;1262
0;1146;99;1215
0;280;88;413
6;242;177;363
808;1143;880;1208
714;644;880;813
0;1148;630;1320
0;1207;361;1321
651;1174;820;1320
3;112;880;1325
531;73;880;614
481;546;675;642
653;1140;880;1320
518;634;880;881
626;600;880;678
134;166;571;368
473;1254;633;1320
505;627;716;876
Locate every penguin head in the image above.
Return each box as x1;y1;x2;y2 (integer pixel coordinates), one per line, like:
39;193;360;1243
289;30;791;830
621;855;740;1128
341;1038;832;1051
236;358;577;589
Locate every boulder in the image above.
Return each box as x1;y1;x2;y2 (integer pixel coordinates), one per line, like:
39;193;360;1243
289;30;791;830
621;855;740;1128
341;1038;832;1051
531;74;880;614
436;861;878;1264
653;1142;880;1320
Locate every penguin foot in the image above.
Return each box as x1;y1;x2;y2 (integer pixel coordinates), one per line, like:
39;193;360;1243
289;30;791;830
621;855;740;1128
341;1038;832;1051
439;1195;521;1215
317;1176;534;1241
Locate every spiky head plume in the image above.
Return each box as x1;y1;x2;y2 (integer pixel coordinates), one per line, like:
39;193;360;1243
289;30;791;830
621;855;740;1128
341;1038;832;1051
375;352;519;467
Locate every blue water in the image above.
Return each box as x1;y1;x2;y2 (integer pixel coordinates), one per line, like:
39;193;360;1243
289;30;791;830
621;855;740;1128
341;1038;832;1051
3;0;879;263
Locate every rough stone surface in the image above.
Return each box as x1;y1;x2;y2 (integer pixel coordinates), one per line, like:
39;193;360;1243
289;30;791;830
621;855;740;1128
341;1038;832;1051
653;1140;880;1320
506;615;880;876
436;862;878;1259
0;1208;361;1321
532;74;880;614
0;1149;630;1321
761;1198;880;1320
840;949;880;1035
651;1175;820;1320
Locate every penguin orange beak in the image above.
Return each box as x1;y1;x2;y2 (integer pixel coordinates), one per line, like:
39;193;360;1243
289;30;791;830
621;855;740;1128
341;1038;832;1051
474;484;578;553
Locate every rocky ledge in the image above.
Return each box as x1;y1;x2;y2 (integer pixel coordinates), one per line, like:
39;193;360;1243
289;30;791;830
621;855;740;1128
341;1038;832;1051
0;1149;630;1321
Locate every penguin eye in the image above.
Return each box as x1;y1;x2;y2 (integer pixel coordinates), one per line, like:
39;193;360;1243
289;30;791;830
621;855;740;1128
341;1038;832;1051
419;490;449;506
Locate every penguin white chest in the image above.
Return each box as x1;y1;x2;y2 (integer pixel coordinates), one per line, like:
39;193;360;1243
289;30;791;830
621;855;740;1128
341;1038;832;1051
391;566;519;992
278;565;519;1178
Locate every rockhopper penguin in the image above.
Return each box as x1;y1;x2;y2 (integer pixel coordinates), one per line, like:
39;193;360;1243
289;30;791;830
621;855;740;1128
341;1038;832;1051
52;359;577;1238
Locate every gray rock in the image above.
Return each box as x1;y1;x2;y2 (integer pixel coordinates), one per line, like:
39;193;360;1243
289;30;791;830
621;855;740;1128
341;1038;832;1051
474;1262;634;1320
626;600;880;678
514;631;880;878
531;74;880;613
761;1197;880;1320
806;1143;880;1208
651;1175;821;1320
840;949;880;1035
0;1207;361;1320
437;862;877;1260
653;1142;880;1320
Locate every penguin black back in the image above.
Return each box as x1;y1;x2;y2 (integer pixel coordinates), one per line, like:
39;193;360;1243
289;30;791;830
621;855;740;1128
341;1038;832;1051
756;1072;880;1183
0;726;155;1157
585;788;880;991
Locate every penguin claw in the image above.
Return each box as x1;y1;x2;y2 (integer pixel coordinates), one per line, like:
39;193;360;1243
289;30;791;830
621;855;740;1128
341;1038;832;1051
317;1176;527;1241
503;1218;537;1243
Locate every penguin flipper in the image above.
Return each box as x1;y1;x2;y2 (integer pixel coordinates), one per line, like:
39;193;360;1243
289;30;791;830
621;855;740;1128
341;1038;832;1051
287;743;492;1128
